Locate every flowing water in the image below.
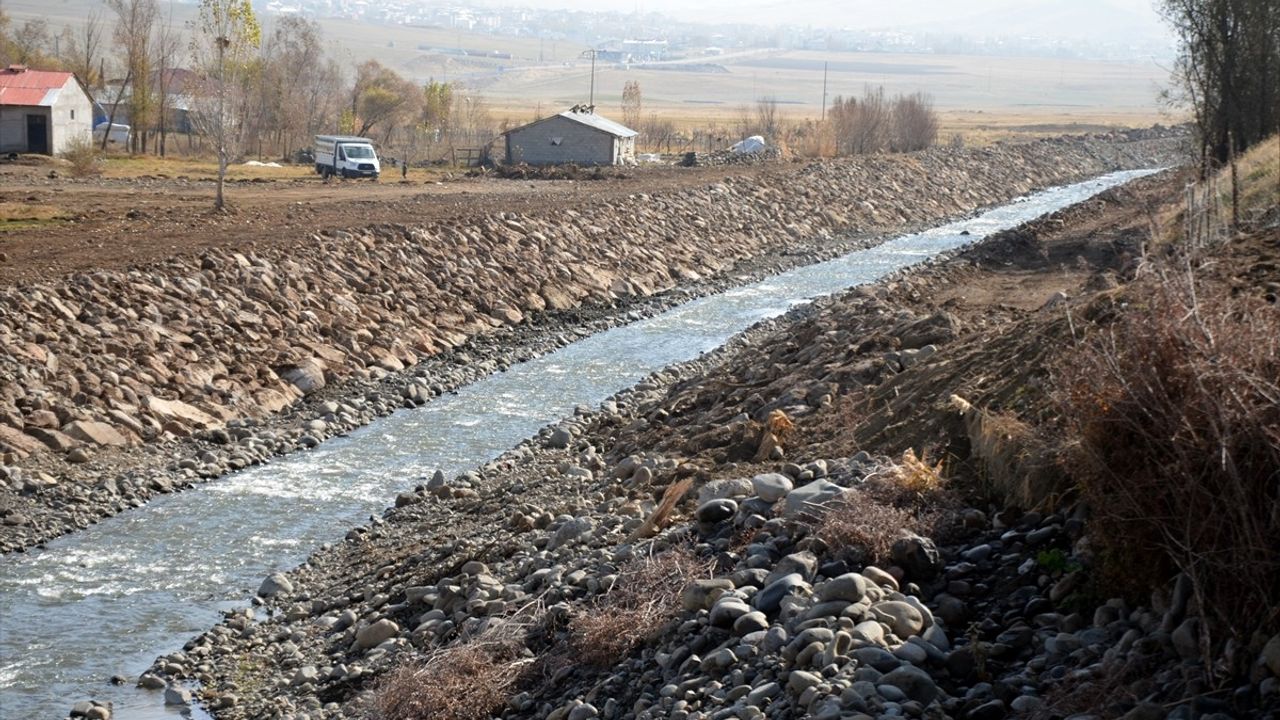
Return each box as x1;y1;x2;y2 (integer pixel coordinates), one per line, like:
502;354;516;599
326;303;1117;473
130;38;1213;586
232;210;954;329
0;169;1159;720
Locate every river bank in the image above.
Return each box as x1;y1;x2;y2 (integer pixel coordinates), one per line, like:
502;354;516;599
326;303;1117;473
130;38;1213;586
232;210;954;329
136;165;1280;720
0;131;1185;553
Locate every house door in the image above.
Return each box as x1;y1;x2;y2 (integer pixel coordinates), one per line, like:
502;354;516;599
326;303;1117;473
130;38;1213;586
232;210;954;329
25;114;48;154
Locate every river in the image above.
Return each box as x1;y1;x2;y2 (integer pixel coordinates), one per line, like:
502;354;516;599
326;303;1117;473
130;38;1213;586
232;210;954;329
0;169;1159;720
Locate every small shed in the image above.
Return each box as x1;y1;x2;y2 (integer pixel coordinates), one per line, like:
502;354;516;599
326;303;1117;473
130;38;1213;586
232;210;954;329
0;65;94;155
504;108;637;166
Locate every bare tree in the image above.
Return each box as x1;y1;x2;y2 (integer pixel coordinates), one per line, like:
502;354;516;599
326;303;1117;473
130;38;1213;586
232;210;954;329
891;92;938;152
260;16;340;159
621;79;642;130
59;12;105;87
151;5;181;156
11;19;51;64
1160;0;1280;165
189;0;261;210
754;96;782;141
106;0;158;153
830;86;890;155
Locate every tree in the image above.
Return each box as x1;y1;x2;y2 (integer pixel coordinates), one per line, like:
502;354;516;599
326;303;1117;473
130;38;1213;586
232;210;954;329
190;0;261;210
890;92;938;152
1161;0;1280;164
754;96;782;141
11;19;51;65
350;60;417;141
259;16;341;159
422;80;453;136
152;5;182;156
59;12;105;88
106;0;158;153
622;79;642;130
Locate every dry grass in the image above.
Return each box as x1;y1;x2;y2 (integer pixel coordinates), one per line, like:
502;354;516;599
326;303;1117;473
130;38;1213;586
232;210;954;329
572;546;711;667
879;448;945;496
0;201;71;232
818;456;956;564
376;617;535;720
99;155;311;181
951;395;1065;511
1219;134;1280;226
60;136;103;178
1054;275;1280;642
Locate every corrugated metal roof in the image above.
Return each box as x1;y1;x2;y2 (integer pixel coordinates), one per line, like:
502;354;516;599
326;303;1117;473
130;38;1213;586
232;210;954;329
506;110;638;139
0;67;73;107
555;111;638;137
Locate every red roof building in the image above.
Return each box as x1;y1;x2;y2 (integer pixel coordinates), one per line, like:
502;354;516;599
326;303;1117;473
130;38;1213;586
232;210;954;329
0;65;94;155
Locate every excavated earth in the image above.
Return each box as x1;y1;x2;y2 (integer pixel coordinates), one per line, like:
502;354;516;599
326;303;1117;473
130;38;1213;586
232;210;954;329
0;131;1184;552
135;165;1280;718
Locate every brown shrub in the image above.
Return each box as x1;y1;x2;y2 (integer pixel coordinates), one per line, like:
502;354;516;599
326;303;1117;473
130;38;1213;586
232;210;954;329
817;456;960;563
60;135;102;178
376;621;531;720
1054;276;1280;641
572;546;711;666
816;489;922;564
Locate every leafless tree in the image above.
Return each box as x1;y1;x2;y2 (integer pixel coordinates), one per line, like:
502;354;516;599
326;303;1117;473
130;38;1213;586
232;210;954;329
11;18;50;64
621;79;642;130
754;96;782;141
59;12;105;87
151;5;181;156
1160;0;1279;165
891;92;938;152
106;0;158;153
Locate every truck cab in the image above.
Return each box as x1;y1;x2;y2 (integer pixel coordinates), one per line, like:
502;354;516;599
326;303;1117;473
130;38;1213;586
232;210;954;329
314;135;381;179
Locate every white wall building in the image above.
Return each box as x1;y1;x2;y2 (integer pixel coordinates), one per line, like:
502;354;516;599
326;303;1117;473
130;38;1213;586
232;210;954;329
0;65;94;156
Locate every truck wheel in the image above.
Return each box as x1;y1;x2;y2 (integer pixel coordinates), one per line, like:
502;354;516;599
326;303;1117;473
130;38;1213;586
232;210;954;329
322;167;333;180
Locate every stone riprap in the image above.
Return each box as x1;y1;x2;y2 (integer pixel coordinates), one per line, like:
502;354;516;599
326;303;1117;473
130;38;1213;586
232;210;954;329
0;134;1183;552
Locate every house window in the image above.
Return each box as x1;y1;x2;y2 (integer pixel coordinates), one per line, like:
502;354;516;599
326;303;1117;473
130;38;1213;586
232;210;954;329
70;109;75;119
551;137;563;146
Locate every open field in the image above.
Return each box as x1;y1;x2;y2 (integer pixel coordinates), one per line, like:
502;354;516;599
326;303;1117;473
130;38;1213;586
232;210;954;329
6;0;1174;133
482;49;1172;123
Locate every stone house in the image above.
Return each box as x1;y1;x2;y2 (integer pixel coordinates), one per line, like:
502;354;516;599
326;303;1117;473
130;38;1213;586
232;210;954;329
504;108;637;166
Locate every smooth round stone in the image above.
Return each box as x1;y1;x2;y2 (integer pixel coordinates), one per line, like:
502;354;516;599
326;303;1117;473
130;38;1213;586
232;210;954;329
697;499;738;524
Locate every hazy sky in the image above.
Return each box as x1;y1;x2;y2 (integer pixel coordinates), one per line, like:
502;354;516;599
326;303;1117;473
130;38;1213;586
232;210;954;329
484;0;1173;43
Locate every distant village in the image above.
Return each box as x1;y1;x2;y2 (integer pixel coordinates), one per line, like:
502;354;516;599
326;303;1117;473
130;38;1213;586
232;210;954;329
261;0;1171;63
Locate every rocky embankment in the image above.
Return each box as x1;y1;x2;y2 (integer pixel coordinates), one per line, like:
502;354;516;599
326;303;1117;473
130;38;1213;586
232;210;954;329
137;170;1280;720
0;132;1183;552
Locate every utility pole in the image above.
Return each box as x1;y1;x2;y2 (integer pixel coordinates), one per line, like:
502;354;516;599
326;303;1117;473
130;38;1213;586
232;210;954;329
821;61;828;121
580;49;598;108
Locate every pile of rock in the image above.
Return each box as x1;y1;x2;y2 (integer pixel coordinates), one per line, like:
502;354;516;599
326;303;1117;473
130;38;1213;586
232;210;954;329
682;147;785;167
0;134;1182;470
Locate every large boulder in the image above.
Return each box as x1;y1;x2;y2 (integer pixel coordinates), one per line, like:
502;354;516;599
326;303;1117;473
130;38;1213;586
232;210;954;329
891;533;943;581
144;397;218;430
62;421;130;448
356;619;400;649
280;360;327;394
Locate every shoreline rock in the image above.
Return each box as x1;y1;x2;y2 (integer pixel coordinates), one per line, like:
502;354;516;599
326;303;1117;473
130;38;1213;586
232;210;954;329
1;132;1186;554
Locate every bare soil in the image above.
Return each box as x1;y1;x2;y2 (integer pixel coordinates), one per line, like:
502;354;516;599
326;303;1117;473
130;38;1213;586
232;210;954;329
0;160;782;284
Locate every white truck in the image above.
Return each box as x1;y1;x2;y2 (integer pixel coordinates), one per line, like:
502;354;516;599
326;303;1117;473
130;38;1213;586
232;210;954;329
314;135;381;179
